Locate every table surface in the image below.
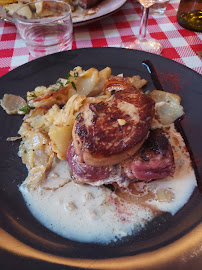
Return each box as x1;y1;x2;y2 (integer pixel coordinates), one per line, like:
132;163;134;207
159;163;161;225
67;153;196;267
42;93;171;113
0;0;201;77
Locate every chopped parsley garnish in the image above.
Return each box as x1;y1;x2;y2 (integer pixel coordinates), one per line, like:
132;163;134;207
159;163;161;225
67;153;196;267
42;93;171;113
75;112;81;120
65;72;77;91
19;104;35;114
71;81;77;91
65;72;72;80
56;79;64;87
22;95;27;101
28;92;37;98
22;92;37;100
50;79;65;91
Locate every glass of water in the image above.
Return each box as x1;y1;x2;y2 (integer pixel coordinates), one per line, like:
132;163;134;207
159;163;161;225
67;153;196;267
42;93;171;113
13;0;73;58
150;0;170;15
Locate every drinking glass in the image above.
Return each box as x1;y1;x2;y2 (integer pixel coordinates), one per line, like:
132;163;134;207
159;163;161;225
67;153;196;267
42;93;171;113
13;0;73;58
121;0;162;54
150;0;170;15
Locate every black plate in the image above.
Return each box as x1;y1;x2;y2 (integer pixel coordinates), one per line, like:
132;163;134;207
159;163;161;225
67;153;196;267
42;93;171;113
0;47;202;270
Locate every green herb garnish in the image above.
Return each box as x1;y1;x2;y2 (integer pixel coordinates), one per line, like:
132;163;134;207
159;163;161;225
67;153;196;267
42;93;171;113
28;92;37;98
64;72;77;91
19;104;35;114
57;79;64;87
50;79;65;91
65;72;72;80
22;92;37;100
22;95;27;101
71;81;77;91
75;112;81;120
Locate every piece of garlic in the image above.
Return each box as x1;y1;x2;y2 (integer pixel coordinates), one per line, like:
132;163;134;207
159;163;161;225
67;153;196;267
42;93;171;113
117;119;126;126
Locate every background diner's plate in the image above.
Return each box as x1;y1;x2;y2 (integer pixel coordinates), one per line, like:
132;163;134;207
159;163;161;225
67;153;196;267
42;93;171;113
0;47;202;270
0;0;127;26
72;0;127;26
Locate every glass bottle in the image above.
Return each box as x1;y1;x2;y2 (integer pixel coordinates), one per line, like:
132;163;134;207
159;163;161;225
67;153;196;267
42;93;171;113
177;0;202;32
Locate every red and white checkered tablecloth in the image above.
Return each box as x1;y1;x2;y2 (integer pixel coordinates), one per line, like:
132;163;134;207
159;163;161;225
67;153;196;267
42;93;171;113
0;0;201;77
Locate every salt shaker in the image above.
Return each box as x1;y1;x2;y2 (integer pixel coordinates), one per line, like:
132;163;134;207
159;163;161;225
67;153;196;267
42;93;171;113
177;0;202;32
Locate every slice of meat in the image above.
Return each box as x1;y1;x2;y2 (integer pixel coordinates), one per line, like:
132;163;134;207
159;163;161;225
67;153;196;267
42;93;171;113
73;86;155;167
123;129;175;181
67;143;111;182
66;143;123;186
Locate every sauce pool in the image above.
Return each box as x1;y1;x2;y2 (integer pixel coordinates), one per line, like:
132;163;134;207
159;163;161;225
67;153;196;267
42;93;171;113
19;125;197;244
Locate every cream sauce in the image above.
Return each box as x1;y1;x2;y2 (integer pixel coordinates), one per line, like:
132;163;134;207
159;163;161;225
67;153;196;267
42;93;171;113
19;124;197;244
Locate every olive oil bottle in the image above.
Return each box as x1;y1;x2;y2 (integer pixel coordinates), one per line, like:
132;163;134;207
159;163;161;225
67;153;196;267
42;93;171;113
177;0;202;32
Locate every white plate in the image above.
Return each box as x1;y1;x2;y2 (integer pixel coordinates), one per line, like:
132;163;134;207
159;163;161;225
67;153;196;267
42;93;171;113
0;0;127;26
72;0;127;26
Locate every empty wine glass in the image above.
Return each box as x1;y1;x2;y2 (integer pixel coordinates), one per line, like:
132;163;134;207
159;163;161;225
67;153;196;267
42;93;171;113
121;0;162;54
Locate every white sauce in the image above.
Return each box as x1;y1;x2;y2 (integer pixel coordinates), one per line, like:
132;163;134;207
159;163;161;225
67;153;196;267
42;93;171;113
19;125;197;244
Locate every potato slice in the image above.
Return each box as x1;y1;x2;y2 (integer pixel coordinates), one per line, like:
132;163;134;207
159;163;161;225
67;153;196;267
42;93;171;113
21;165;46;190
49;94;86;159
76;67;111;97
18;123;54;169
151;90;184;125
4;2;32;18
129;75;147;89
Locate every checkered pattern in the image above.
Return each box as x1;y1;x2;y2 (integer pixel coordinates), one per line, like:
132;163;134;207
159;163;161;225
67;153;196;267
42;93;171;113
0;0;201;77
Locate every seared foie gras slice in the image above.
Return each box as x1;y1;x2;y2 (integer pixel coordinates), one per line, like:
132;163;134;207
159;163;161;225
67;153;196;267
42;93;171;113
122;128;175;181
72;87;155;167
